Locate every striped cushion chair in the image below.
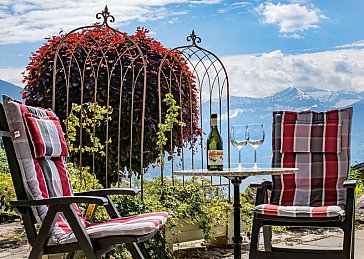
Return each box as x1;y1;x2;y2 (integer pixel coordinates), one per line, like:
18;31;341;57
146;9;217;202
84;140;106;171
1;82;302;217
0;95;169;259
249;107;356;259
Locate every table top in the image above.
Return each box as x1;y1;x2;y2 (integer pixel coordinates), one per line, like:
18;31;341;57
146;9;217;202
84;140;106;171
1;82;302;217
174;167;298;177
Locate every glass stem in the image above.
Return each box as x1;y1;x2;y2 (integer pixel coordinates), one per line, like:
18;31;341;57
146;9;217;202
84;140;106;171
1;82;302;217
238;148;242;168
254;148;257;168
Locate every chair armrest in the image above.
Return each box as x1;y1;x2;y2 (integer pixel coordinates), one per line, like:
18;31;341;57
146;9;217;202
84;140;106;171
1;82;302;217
343;180;356;221
10;196;108;207
250;181;273;190
343;180;357;188
74;188;139;197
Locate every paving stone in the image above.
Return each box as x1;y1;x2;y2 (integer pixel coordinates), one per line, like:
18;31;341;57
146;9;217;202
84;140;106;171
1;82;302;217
1;221;364;258
353;228;364;256
357;194;364;223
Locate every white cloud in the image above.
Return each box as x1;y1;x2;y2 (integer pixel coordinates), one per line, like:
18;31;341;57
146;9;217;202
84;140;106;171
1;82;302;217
335;40;364;49
0;0;217;44
231;2;250;7
190;0;222;4
256;2;327;38
282;33;303;39
217;1;250;13
3;39;364;99
0;67;26;87
289;0;310;3
221;47;364;97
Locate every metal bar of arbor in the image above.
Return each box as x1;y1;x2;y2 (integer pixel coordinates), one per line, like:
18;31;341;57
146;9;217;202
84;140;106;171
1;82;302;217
51;6;147;198
157;30;231;198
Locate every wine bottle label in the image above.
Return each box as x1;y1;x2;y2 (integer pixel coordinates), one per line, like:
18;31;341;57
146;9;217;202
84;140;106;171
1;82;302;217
208;150;223;165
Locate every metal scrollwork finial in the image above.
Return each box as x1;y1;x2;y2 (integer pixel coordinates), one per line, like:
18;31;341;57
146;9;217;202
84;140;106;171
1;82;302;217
96;5;115;26
187;30;201;46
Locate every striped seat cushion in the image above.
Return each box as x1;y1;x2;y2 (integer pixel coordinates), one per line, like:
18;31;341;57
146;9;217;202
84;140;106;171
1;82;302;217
3;96;75;216
271;108;352;208
2;96;86;241
254;204;345;218
58;212;169;244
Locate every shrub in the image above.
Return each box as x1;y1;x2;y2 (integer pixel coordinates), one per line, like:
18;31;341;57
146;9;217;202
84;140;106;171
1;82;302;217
0;149;16;221
114;177;231;258
22;26;200;184
240;188;255;236
0;172;17;221
0;148;9;173
349;167;364;198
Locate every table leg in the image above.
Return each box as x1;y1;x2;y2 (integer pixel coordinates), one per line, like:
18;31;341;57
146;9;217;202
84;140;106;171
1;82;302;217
231;177;242;259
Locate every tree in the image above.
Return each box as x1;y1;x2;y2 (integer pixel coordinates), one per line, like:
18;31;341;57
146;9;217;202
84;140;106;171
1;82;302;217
22;26;199;184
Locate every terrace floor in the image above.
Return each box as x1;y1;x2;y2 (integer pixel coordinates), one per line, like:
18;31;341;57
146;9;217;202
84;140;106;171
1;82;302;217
0;220;363;258
174;226;364;258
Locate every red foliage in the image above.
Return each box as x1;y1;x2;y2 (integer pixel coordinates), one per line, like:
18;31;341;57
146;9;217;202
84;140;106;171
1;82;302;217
22;26;200;183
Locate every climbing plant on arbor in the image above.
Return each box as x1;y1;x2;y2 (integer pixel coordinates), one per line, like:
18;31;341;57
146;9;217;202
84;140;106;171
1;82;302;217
22;26;200;184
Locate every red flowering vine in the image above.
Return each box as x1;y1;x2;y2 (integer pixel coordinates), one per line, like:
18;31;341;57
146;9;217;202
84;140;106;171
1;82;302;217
22;26;200;184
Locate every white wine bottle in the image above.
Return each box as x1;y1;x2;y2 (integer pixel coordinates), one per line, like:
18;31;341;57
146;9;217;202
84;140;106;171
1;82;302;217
207;113;223;171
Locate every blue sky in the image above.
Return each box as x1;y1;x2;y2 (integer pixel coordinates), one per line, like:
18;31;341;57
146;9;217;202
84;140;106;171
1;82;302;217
1;0;364;97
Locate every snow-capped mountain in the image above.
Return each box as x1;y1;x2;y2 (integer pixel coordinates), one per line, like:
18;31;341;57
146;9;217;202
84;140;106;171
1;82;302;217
202;87;364;166
214;87;364;121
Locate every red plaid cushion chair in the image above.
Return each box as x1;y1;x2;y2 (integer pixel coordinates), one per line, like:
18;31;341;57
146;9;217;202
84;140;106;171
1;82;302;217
249;107;356;259
0;95;168;259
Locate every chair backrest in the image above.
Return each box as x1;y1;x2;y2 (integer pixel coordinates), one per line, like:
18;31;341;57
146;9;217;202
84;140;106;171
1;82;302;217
271;107;352;207
1;95;87;242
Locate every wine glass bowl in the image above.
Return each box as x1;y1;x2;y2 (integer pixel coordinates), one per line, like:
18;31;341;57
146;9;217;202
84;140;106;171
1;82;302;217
246;124;265;168
230;125;248;169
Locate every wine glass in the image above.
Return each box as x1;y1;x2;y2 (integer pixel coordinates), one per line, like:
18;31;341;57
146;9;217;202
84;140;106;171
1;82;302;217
246;124;265;169
230;125;248;169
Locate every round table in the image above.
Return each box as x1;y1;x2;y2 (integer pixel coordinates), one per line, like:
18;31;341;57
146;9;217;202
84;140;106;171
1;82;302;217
174;167;298;259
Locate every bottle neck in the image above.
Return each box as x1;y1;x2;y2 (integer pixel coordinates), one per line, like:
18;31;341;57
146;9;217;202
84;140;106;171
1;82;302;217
211;117;217;127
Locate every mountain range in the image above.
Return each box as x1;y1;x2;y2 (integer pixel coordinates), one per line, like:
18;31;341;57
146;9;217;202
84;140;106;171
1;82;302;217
208;86;364;122
1;79;363;166
204;86;364;167
0;79;23;101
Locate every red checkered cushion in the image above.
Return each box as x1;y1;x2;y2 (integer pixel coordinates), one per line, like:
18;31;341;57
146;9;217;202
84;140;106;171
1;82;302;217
254;204;345;218
280;122;342;153
270;108;352;208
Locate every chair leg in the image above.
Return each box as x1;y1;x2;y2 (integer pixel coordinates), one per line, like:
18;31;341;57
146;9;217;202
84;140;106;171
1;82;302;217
66;251;76;259
351;223;355;259
29;208;58;259
126;243;144;259
262;225;272;252
343;216;355;259
249;216;261;259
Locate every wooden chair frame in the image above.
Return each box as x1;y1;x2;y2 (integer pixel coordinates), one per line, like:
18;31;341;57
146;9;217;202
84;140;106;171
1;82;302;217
248;180;356;259
0;103;157;259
